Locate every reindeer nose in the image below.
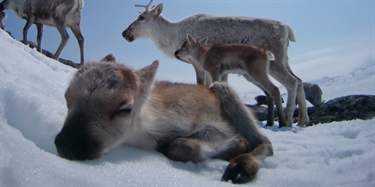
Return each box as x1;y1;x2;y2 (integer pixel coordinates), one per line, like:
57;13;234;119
121;30;127;38
122;29;134;42
54;132;81;160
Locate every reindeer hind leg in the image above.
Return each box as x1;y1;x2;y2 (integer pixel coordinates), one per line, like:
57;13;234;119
210;82;273;184
35;23;43;52
22;17;34;45
70;24;85;65
53;23;69;60
287;67;309;126
166;124;238;163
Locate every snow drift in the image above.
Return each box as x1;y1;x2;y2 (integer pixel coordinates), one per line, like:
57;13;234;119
0;30;374;186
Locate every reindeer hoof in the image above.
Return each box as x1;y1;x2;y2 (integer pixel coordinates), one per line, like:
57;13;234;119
297;117;310;127
265;122;274;127
221;154;259;184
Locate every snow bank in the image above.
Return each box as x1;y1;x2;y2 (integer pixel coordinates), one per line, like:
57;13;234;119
1;30;374;186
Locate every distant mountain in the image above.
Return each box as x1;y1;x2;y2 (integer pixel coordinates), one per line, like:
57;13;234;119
308;59;374;101
241;59;375;105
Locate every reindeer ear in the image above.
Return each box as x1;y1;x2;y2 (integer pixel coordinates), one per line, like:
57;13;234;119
130;60;159;125
135;60;159;94
151;3;163;17
186;34;196;45
100;54;116;63
200;37;208;45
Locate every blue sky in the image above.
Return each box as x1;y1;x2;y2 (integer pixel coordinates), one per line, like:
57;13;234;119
2;0;374;94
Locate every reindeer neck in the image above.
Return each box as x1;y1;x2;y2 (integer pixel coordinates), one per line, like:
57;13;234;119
149;15;180;58
199;46;211;65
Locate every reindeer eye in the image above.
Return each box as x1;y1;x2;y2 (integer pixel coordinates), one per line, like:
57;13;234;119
112;104;132;118
117;106;132;114
181;41;187;48
138;16;145;21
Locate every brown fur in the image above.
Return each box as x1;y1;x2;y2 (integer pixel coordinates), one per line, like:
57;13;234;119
175;35;287;127
55;55;273;184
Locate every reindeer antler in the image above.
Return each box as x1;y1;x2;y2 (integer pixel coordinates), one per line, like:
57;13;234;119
135;0;153;11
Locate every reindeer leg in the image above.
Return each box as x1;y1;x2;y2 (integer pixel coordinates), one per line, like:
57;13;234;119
221;74;229;82
269;67;298;126
296;80;309;126
287;68;309;126
70;24;85;65
243;74;287;127
209;82;274;183
204;71;213;87
35;23;43;53
257;79;287;128
22;17;34;45
192;63;205;85
53;23;69;60
166;125;242;163
166;138;206;163
264;91;275;127
222;142;273;184
210;71;221;84
167;136;251;164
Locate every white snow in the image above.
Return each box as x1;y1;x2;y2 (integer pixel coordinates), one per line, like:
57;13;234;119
1;29;374;186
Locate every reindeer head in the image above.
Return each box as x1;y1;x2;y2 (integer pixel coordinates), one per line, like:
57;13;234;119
55;54;159;160
174;34;208;64
122;0;163;42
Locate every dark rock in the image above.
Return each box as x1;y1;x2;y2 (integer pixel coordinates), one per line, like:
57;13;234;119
246;104;270;121
248;95;375;126
303;82;323;106
305;95;375;126
254;95;284;106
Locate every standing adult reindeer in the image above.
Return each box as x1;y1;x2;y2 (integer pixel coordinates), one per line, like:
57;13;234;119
122;0;309;127
0;0;85;65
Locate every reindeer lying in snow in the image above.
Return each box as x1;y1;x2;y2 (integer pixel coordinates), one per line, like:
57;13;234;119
175;34;288;127
54;54;273;184
0;0;85;65
122;0;309;127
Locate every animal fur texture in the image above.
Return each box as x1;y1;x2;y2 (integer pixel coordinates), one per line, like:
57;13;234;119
55;54;273;184
0;10;5;30
122;0;309;127
175;34;287;127
0;0;85;65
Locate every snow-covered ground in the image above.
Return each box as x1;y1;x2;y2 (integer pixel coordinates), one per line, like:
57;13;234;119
1;30;374;186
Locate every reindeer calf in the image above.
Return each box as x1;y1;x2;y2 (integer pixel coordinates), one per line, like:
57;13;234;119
0;0;85;65
54;54;273;184
175;34;287;127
